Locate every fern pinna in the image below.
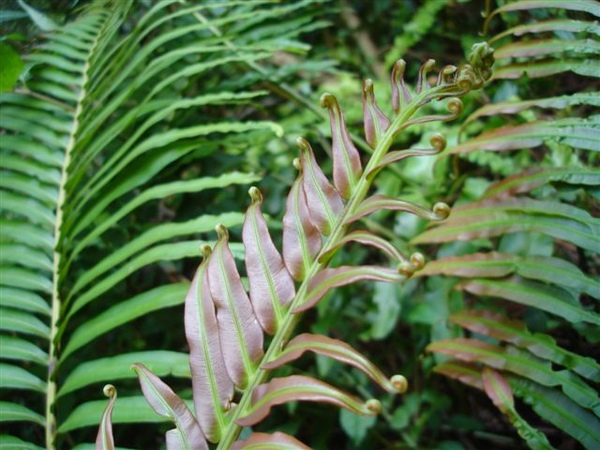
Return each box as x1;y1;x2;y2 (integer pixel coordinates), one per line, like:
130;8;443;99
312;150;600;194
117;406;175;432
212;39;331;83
97;44;494;449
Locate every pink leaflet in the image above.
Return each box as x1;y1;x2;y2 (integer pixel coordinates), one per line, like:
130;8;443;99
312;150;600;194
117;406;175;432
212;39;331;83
244;187;295;334
184;251;234;442
208;225;264;388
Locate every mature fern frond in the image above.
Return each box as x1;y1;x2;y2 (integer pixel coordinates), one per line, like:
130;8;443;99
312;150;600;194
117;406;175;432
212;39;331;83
0;0;330;448
95;43;495;448
420;1;600;447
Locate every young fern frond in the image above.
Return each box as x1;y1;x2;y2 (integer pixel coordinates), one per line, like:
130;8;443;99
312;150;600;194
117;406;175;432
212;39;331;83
98;44;494;449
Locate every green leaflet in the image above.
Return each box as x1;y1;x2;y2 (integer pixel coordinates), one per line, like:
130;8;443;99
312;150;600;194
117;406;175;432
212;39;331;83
450;117;600;154
59;351;191;397
0;401;45;427
428;339;600;415
412;198;600;252
456;277;600;326
60;284;190;361
417;252;600;298
450;310;600;382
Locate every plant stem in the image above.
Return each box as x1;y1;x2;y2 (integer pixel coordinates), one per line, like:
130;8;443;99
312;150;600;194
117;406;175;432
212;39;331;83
217;84;431;449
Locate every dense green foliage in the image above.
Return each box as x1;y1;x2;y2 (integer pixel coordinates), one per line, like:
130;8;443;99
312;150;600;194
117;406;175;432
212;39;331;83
1;0;598;449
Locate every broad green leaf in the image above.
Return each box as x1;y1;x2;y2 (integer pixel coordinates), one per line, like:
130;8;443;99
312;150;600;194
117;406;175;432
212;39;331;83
70;213;245;297
0;287;50;315
17;0;57;31
60;283;189;361
282;172;322;281
0;335;48;365
428;339;600;414
66;241;210;319
0;307;50;338
59;396;183;433
207;225;264;388
231;432;311;450
59;351;191;398
297;137;344;235
412;198;600;252
417;252;600;297
493;59;600;79
184;252;233;443
485;0;600;27
244;188;295;334
0;401;44;425
95;385;116;450
0;243;53;272
262;333;408;393
495;39;600;59
70;172;260;261
465;93;600;124
0;266;52;293
490;19;600;43
457;277;600;325
450;118;600;154
483;167;600;198
235;375;381;427
321;93;363;198
512;378;600;449
451;310;600;382
0;43;23;92
0;435;45;450
0;363;45;392
132;363;207;450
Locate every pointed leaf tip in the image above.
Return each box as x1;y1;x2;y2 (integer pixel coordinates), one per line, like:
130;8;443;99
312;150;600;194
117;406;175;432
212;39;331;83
363;78;391;148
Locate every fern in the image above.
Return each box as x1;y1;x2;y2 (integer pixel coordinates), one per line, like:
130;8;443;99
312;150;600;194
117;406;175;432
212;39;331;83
418;1;600;448
0;1;331;448
94;41;495;448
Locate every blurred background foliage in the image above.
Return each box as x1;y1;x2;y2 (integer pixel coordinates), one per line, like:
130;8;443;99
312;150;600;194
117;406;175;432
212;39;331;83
1;0;598;449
